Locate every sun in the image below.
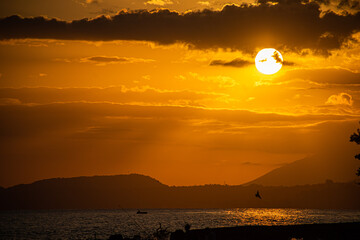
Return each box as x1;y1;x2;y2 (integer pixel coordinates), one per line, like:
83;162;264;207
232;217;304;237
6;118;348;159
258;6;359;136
255;48;283;75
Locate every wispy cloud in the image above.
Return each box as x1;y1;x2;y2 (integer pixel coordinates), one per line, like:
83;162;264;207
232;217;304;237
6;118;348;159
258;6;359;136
54;56;155;65
0;86;229;107
144;0;173;6
198;1;210;6
0;98;21;105
80;56;155;65
189;72;237;88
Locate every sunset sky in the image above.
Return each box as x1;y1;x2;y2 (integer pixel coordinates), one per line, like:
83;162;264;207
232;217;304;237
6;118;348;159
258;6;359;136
0;0;360;187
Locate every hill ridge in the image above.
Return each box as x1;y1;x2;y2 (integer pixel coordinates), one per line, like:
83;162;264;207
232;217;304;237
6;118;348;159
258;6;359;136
1;173;359;210
244;154;358;186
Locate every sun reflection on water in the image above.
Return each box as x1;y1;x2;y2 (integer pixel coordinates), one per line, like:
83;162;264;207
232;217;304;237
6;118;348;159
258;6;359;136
224;208;331;226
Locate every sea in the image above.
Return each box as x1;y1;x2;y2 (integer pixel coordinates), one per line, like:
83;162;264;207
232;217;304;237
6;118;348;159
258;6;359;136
1;208;360;240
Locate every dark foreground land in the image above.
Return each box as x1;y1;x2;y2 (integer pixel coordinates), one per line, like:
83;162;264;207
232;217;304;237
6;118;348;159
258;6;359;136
186;222;360;240
109;222;360;240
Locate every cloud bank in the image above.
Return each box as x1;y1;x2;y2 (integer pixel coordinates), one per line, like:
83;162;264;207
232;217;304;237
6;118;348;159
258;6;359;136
1;0;359;52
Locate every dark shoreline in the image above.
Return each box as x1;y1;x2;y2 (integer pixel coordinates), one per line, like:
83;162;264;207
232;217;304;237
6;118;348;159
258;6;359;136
108;222;360;240
172;222;360;240
109;222;360;240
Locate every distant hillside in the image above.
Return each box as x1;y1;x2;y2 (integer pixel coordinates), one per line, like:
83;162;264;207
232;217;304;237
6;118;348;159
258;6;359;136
245;153;359;186
0;174;359;210
0;174;167;209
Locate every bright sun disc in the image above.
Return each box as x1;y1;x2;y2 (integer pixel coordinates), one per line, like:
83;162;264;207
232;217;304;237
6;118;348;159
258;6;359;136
255;48;283;75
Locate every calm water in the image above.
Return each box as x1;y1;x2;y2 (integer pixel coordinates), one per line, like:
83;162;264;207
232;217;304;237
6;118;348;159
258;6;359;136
1;208;360;240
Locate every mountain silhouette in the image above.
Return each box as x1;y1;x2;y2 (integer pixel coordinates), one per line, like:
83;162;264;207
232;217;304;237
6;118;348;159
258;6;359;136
245;154;358;186
1;174;359;210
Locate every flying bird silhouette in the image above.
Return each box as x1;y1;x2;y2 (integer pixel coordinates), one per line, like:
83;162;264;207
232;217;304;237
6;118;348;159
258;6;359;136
255;190;262;199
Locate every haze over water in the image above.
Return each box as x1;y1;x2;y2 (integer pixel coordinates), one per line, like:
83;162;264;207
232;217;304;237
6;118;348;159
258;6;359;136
1;208;360;240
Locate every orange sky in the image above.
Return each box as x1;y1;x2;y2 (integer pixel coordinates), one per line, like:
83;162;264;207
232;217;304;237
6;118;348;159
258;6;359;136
0;0;360;187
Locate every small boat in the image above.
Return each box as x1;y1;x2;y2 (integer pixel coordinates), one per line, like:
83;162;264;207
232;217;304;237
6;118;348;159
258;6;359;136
137;210;148;214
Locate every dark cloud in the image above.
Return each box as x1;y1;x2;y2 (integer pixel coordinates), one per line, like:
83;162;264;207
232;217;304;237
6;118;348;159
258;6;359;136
292;0;359;11
271;51;295;65
282;61;295;66
272;51;283;64
80;56;155;64
209;58;252;67
86;56;127;63
1;0;359;52
78;56;155;65
337;0;360;10
210;56;294;67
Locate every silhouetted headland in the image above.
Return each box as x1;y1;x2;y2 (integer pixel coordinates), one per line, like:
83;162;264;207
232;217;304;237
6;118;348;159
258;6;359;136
244;155;359;186
1;174;359;210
